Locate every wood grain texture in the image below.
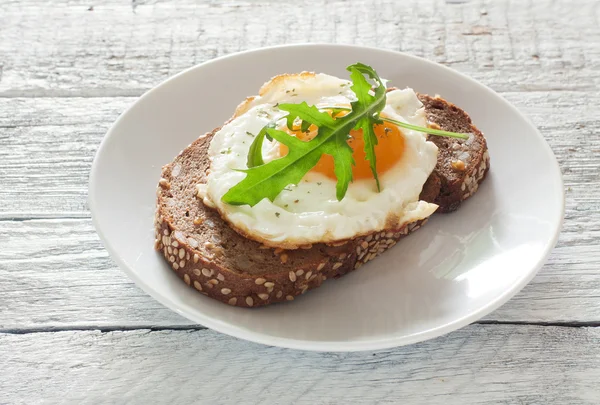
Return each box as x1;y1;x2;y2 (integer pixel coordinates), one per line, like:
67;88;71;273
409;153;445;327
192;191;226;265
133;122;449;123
0;0;599;97
1;0;599;401
1;325;599;404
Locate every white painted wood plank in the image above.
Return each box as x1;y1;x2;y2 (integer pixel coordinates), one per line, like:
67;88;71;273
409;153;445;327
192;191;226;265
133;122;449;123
0;217;598;329
1;325;599;404
0;0;599;97
1;90;597;217
0;97;130;217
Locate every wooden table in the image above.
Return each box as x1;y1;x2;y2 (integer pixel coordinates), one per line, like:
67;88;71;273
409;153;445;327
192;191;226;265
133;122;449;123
1;0;599;403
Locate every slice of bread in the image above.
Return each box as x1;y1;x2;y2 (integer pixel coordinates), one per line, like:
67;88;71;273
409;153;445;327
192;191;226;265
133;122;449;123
418;94;490;212
154;96;488;307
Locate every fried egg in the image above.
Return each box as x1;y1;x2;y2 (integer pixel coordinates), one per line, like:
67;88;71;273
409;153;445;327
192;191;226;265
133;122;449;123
197;72;439;248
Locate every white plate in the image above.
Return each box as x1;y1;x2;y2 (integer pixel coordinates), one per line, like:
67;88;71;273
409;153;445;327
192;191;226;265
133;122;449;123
89;44;564;351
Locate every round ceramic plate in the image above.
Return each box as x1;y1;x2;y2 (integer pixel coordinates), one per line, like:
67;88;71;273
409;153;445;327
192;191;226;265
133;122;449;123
89;44;564;351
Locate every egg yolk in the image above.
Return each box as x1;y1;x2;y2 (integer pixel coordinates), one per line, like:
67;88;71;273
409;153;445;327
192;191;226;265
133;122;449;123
279;111;405;181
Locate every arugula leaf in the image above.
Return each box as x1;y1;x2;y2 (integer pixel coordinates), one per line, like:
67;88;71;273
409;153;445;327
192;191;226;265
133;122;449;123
347;63;387;191
223;63;387;206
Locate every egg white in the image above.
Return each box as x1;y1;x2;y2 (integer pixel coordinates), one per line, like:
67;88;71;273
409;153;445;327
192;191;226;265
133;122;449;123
198;73;439;247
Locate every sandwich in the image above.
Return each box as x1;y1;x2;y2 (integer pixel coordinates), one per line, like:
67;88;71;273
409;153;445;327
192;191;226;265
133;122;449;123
154;63;489;307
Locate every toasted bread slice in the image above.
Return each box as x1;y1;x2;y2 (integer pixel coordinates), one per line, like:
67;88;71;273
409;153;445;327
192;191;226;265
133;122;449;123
154;96;488;307
155;132;427;307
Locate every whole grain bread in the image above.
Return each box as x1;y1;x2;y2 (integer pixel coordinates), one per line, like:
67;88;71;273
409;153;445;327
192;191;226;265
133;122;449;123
417;94;490;212
154;95;488;307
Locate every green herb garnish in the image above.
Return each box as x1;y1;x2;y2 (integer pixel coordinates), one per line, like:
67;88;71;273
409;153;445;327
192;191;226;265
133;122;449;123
223;63;384;206
221;63;469;207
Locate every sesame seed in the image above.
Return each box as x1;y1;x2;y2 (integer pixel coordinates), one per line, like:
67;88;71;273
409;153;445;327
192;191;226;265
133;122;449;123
267;286;274;293
179;249;185;259
209;279;219;285
172;240;179;248
217;273;225;281
255;278;266;285
361;241;369;249
286;295;294;301
301;286;308;294
317;262;326;271
163;247;167;257
354;262;361;269
193;268;201;276
193;254;199;263
258;293;269;300
228;297;237;305
169;255;175;263
163;229;168;236
366;235;373;242
201;268;213;277
332;262;343;270
280;253;288;264
322;276;327;281
276;291;283;299
356;246;361;254
187;237;199;248
194;281;202;291
183;274;190;285
205;282;213;289
264;282;275;288
289;271;297;282
173;262;179;270
339;253;347;260
186;253;190;261
296;269;304;276
385;232;393;238
305;271;312;280
167;246;173;255
179;260;185;268
246;297;254;307
173;248;178;256
221;288;232;295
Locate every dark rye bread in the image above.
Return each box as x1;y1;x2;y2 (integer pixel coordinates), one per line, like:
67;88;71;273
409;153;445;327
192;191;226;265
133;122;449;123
155;132;428;308
154;96;488;308
417;94;490;212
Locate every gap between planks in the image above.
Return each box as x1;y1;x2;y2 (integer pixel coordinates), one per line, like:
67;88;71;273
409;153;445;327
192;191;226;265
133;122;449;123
3;321;600;335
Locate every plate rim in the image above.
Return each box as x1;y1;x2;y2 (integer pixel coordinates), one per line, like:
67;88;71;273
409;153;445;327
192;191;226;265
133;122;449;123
89;43;565;352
